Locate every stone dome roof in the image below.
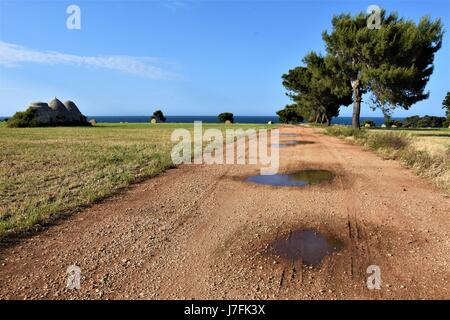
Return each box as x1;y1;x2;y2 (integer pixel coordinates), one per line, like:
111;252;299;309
29;102;50;108
63;100;82;115
48;98;67;112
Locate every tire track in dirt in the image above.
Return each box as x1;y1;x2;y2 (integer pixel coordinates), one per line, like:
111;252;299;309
1;125;449;299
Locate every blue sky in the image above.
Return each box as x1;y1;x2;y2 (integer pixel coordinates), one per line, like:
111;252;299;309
0;0;449;117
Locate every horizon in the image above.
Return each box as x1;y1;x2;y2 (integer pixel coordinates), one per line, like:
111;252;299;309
1;0;449;118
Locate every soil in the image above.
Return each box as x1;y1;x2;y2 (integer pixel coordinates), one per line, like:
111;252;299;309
1;126;449;299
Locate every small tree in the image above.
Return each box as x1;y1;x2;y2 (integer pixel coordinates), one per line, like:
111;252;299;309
276;105;304;124
151;110;166;123
218;112;234;123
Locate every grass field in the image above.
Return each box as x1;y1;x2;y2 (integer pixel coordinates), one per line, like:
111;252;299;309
0;122;275;238
370;127;450;155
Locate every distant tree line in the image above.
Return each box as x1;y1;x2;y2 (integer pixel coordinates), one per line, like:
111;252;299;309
362;93;450;128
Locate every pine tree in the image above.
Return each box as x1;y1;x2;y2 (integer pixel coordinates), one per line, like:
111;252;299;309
322;10;443;128
282;52;352;125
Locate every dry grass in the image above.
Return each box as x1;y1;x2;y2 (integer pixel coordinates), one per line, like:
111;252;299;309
0;122;275;238
325;126;450;193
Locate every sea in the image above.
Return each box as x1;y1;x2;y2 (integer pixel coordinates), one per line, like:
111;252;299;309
0;115;403;126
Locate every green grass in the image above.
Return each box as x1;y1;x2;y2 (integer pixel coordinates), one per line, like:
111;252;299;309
325;125;450;193
0;122;275;238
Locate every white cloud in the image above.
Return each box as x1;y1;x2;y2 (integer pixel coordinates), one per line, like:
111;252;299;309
0;41;178;80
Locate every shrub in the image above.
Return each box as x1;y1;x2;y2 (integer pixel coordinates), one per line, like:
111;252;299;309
385;119;403;127
363;120;376;127
417;115;445;128
366;132;410;150
218;112;234;123
6;108;40;128
403;115;421;128
325;125;367;139
404;115;446;128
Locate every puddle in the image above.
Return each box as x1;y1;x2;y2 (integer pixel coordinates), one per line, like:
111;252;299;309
246;170;334;186
270;230;343;266
272;141;314;148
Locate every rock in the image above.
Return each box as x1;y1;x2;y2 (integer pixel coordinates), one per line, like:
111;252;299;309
381;124;387;128
89;119;97;125
225;120;232;125
150;118;157;124
268;121;272;124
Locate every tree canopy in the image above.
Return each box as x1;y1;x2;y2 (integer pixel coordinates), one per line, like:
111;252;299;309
282;52;352;125
218;112;234;123
322;10;443;128
151;110;166;123
276;104;304;124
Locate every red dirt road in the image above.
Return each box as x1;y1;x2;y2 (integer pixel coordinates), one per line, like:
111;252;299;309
0;126;449;299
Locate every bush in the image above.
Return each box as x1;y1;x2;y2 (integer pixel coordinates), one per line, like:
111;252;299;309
363;120;376;127
6;108;39;128
325;125;367;139
404;115;446;128
385;119;403;127
417;115;445;128
403;115;420;128
218;112;234;123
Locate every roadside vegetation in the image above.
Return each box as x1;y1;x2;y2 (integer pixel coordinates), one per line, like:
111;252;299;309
0;122;275;238
325;126;450;192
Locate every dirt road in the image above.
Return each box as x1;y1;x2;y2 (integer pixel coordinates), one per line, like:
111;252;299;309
1;126;449;299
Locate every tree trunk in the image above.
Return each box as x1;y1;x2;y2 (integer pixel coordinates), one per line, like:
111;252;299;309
351;79;362;129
